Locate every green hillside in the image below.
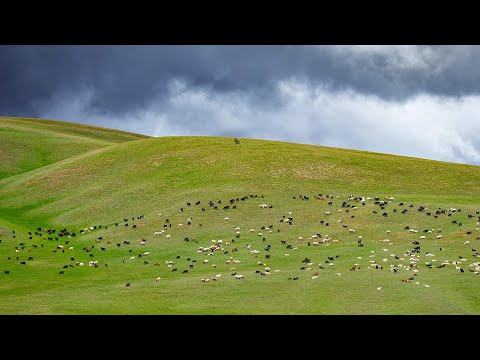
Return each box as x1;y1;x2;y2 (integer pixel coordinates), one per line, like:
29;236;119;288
1;118;480;315
0;116;148;180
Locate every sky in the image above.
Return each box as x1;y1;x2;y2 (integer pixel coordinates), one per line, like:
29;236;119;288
2;45;480;166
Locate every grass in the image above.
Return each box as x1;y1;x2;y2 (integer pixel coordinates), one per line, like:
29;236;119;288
1;117;480;314
0;116;148;180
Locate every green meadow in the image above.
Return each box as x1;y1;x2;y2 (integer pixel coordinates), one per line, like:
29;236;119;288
1;116;480;314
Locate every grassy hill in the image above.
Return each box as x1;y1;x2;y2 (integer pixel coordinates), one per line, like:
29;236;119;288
1;117;480;315
0;116;148;180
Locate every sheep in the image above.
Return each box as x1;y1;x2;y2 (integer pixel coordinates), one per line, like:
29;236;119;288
156;277;161;282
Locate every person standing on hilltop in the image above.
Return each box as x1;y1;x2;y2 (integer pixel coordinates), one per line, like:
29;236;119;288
234;137;240;144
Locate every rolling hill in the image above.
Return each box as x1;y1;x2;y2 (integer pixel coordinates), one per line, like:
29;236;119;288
1;116;480;315
0;116;148;180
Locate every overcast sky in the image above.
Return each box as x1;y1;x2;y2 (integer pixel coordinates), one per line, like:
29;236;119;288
2;45;480;165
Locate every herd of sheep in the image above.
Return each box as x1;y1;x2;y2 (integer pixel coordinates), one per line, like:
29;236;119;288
2;192;480;291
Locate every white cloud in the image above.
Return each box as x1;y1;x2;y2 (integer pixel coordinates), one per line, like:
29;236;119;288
37;78;480;166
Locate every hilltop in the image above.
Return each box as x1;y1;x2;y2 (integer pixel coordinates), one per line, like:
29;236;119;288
0;116;148;180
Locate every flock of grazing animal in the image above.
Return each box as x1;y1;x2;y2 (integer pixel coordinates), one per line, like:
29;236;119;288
2;192;480;291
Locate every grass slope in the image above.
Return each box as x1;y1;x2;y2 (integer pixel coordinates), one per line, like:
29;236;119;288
0;116;149;180
1;121;480;315
1;135;479;230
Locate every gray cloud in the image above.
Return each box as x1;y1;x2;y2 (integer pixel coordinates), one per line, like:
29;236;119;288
3;45;480;118
2;45;480;165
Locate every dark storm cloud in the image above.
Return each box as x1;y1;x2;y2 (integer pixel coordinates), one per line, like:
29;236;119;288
3;45;480;118
3;45;480;165
0;45;294;117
